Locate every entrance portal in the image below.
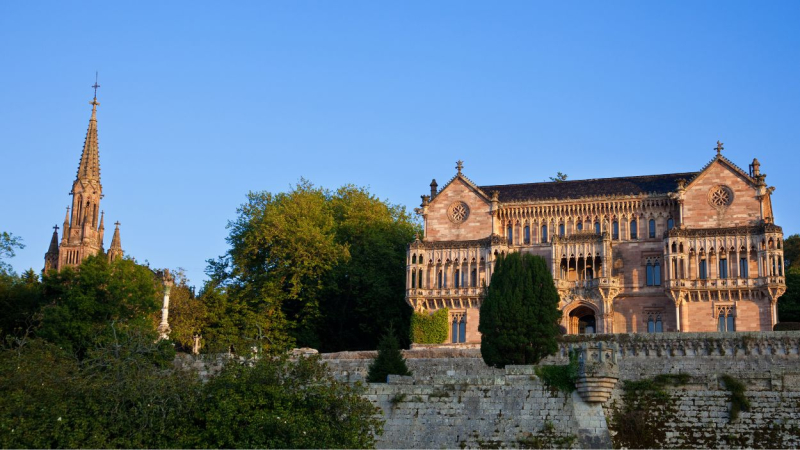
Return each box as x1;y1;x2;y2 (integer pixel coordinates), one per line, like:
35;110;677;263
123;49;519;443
568;305;597;334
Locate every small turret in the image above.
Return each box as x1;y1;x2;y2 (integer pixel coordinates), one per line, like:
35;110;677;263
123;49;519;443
44;225;60;272
749;158;761;177
430;179;438;199
108;221;123;263
98;211;105;249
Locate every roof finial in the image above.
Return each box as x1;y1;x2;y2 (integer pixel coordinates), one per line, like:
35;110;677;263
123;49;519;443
53;224;59;232
716;140;724;156
456;160;464;174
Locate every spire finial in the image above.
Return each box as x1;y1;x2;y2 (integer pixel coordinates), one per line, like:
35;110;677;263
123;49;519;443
114;221;120;227
53;224;59;232
92;72;100;100
716;140;724;156
456;160;464;174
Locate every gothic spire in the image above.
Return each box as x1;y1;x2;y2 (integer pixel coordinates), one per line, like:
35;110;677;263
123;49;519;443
108;221;123;263
47;225;59;254
76;96;101;182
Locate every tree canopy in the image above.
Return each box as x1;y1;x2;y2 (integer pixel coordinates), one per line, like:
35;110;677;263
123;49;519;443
206;180;418;353
478;252;562;368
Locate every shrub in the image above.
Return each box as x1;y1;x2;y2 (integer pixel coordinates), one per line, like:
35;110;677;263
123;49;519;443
367;326;411;382
410;308;449;344
479;253;561;368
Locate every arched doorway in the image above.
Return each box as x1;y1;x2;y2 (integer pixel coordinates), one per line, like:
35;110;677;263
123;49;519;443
568;305;597;335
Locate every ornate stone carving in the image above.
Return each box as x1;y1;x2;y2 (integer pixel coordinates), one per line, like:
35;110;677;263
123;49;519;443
447;201;470;224
575;342;619;403
708;185;734;209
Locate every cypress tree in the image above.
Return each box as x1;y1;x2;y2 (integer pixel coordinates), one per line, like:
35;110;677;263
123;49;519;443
479;252;561;368
367;325;411;382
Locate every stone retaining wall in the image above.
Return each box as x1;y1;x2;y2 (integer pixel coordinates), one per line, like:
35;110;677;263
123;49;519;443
320;331;800;448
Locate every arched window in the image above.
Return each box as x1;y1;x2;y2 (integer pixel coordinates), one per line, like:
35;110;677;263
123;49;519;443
699;260;707;280
412;254;417;264
418;269;423;288
667;218;674;230
719;258;728;279
470;268;477;287
454;269;460;288
648;317;655;333
717;306;735;332
612;221;619;240
630;220;638;239
576;222;583;231
559;224;565;236
646;262;654;286
507;225;513;245
672;242;677;253
524;226;531;244
411;271;416;288
594;222;601;234
437;271;443;288
451;314;467;343
451;318;458;343
649;219;656;238
459;316;466;343
654;261;661;285
541;225;548;243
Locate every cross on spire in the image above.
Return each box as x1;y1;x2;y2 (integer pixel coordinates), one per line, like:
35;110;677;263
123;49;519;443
53;225;59;232
92;72;100;99
716;140;724;156
114;221;121;227
456;160;464;174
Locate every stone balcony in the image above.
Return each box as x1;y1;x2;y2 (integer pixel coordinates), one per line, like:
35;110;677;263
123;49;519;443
665;276;785;289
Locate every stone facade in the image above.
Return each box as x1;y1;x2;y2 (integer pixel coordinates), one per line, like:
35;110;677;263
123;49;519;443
44;93;123;271
407;147;785;343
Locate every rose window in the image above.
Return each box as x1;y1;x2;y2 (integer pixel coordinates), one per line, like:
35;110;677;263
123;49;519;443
448;201;470;223
708;185;733;208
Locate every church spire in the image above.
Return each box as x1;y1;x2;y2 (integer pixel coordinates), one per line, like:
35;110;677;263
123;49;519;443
76;96;101;182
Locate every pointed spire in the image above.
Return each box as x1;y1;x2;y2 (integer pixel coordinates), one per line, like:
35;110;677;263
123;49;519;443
47;225;60;254
98;210;105;230
76;90;101;182
63;206;70;229
98;211;105;248
108;221;123;263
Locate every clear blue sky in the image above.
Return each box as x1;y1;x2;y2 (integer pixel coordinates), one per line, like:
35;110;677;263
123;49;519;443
2;1;799;287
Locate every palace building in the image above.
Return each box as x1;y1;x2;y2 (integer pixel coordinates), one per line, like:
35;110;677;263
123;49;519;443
406;145;786;342
44;91;123;271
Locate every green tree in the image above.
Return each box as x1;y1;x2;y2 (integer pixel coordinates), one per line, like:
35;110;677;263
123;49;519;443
367;326;411;382
783;234;800;269
479;252;561;368
37;254;162;357
0;269;44;339
213;180;418;353
164;269;207;352
778;235;800;323
548;172;568;182
196;355;383;448
0;231;24;274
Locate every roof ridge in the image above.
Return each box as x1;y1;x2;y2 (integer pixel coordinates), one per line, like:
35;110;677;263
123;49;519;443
479;171;698;189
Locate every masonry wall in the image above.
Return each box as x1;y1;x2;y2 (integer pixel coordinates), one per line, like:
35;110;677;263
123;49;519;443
682;160;761;228
321;331;800;449
425;178;492;241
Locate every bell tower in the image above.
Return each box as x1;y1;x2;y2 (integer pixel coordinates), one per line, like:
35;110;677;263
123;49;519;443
45;79;123;271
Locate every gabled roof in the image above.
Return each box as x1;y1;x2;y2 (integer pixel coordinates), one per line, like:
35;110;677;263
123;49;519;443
685;154;757;190
479;172;698;203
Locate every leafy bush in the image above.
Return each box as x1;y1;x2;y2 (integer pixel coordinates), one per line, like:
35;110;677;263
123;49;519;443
774;322;800;331
410;308;449;344
535;351;579;393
